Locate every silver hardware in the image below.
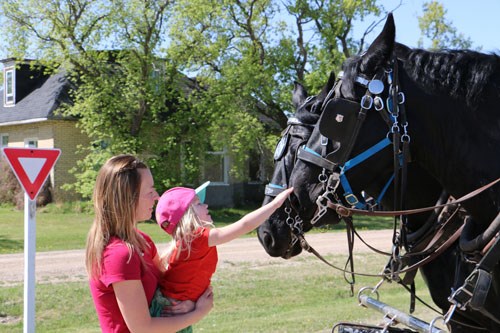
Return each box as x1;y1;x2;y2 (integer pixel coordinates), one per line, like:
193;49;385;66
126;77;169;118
287;117;303;125
368;79;384;95
398;91;405;104
374;96;384;111
361;95;373;109
355;76;370;87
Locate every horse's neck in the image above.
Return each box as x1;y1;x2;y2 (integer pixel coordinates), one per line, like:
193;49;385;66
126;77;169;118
403;80;500;224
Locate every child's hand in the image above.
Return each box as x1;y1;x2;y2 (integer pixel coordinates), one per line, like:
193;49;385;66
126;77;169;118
161;298;195;316
271;187;294;208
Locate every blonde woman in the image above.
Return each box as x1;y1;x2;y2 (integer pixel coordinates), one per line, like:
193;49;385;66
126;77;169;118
150;183;293;332
86;155;213;333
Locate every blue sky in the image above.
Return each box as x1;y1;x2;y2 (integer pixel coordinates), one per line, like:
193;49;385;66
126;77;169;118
1;1;498;61
354;0;500;53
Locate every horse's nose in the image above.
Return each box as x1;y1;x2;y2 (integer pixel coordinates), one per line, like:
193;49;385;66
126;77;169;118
261;231;275;249
257;225;282;257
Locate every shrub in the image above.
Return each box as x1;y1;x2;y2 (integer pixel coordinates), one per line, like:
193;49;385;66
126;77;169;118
0;157;22;207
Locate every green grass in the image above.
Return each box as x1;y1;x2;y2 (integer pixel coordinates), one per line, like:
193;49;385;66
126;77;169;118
0;203;393;254
0;203;435;332
0;204;266;254
0;254;441;333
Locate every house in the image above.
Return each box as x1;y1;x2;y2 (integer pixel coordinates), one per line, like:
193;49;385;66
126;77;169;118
0;58;88;201
0;57;272;207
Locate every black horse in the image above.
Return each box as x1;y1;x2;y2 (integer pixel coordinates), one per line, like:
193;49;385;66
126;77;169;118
259;75;479;332
258;13;500;332
314;13;500;330
257;75;341;258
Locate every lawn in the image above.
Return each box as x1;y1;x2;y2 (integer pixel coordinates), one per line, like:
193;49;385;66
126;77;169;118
0;253;442;333
0;204;395;254
0;203;442;332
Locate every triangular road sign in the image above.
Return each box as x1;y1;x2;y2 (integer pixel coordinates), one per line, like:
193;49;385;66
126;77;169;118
2;148;61;200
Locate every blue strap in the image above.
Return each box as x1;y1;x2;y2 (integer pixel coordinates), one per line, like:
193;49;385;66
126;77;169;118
339;173;366;209
301;145;322;157
267;183;286;189
375;173;395;205
339;137;392;209
343;137;391;172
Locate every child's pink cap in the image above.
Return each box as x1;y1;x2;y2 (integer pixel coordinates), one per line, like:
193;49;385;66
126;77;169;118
156;181;210;235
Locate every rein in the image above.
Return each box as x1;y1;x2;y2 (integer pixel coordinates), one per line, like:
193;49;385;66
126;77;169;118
326;177;500;218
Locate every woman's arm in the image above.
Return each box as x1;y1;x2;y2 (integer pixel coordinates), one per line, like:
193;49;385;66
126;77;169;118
114;280;213;333
208;187;293;247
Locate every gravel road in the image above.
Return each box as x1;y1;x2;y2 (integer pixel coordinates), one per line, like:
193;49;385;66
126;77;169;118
0;230;393;287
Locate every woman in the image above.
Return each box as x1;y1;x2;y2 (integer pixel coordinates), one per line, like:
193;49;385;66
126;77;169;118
86;155;213;333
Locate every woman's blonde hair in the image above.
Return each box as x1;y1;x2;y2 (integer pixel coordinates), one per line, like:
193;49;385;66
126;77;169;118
163;204;213;263
85;154;149;279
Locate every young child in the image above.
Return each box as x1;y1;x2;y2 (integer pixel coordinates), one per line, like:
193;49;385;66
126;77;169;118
150;181;293;332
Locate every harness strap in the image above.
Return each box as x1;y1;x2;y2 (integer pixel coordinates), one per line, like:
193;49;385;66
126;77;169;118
326;177;500;218
476;212;500;272
264;183;286;197
297;145;336;171
449;213;500;324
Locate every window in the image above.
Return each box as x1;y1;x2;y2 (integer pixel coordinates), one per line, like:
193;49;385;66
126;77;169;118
0;134;8;148
204;150;229;184
4;67;15;106
24;138;38;148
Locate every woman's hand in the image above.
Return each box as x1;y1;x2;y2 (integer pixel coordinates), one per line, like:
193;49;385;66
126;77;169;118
195;286;214;315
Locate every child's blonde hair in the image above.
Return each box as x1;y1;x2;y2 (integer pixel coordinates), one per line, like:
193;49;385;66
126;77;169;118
162;203;214;264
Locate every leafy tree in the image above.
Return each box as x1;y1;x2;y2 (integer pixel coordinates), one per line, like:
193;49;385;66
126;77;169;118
1;0;433;200
0;0;190;197
165;0;384;182
418;1;472;50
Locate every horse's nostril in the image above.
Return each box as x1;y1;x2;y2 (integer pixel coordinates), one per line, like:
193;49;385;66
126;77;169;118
262;232;275;249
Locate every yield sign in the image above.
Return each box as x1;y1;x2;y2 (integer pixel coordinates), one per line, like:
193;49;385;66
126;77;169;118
2;148;61;200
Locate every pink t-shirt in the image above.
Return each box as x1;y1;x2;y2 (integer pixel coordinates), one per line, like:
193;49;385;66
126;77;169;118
89;230;161;333
160;227;218;301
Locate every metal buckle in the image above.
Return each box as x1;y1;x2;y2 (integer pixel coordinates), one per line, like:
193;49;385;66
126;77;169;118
344;193;359;206
361;95;373;109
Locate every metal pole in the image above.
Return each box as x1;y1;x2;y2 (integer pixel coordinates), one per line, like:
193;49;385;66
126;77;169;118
359;295;446;333
24;194;36;333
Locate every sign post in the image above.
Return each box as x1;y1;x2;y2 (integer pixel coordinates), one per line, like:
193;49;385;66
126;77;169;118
1;147;61;333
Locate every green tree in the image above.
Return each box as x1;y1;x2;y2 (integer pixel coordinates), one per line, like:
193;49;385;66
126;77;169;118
0;0;387;198
165;0;383;181
418;1;472;50
0;0;192;197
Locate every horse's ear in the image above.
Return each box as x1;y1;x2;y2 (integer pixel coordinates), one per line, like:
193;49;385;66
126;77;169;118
361;13;395;73
292;81;308;108
318;70;336;100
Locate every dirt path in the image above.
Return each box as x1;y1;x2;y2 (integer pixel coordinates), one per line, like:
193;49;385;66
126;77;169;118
0;230;393;286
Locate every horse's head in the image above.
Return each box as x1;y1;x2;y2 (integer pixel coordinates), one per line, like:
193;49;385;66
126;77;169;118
257;73;338;258
287;13;439;236
313;14;402;209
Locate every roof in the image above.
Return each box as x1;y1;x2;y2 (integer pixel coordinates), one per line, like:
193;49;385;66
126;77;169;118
0;71;72;126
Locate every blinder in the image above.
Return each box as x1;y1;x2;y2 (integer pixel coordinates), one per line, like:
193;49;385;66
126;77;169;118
273;135;288;160
318;98;362;164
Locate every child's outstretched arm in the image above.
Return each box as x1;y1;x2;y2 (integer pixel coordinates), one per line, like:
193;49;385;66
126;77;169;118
208;187;294;247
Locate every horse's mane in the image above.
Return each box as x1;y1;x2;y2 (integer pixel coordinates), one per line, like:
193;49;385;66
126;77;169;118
398;44;500;109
